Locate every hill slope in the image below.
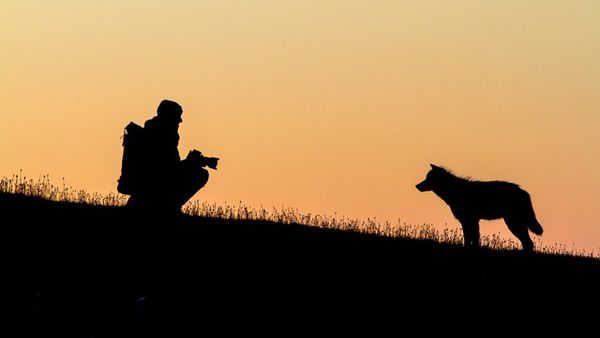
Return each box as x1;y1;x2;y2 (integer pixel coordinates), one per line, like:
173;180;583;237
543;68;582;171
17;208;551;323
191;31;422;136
2;193;599;335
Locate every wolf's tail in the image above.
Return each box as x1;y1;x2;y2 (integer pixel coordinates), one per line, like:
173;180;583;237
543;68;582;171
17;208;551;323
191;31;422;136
529;219;543;235
523;191;543;235
526;203;543;235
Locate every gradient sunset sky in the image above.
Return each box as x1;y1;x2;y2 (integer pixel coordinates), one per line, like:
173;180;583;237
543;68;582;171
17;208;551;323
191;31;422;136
2;1;599;252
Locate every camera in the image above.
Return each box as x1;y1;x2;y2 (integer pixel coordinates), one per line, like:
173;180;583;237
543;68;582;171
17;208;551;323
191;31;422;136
187;149;219;170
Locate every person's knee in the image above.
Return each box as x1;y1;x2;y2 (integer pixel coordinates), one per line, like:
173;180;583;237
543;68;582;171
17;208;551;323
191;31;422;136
194;168;209;188
190;168;209;189
178;169;208;203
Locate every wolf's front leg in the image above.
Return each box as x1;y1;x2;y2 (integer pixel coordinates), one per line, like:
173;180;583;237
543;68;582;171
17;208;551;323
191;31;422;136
459;219;480;248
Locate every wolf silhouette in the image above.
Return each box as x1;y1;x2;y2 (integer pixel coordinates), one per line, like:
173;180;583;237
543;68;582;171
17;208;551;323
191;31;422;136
416;164;543;251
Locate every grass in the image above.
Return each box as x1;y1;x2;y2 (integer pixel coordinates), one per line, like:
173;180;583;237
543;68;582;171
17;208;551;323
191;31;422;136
1;170;597;257
0;171;126;206
3;171;600;335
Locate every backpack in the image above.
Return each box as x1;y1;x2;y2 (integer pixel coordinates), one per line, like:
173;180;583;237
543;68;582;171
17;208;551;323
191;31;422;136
117;122;146;195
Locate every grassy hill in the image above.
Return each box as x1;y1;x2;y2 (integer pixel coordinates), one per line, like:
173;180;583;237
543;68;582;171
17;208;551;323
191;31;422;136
2;192;599;336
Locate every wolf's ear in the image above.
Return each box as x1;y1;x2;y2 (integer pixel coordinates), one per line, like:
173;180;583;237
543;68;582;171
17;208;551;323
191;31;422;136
430;164;441;170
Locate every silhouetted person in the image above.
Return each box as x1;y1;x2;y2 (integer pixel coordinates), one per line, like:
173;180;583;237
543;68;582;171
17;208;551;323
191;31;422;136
118;99;219;214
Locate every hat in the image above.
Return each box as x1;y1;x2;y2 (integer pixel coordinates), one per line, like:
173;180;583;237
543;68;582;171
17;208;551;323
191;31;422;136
157;100;183;119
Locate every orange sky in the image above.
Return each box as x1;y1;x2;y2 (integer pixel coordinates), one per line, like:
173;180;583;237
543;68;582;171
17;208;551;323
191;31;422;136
1;1;599;252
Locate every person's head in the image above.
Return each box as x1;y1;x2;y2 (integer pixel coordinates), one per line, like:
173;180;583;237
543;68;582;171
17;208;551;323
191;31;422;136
157;99;183;124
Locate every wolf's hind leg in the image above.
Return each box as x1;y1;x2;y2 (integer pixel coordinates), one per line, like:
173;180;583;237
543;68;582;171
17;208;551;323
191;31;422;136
504;217;534;252
459;219;480;248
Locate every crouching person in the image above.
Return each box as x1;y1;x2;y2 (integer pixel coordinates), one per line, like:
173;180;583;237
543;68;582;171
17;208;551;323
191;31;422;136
117;99;219;215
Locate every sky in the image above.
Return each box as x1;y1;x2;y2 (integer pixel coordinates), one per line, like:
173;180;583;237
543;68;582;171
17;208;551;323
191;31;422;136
1;0;599;252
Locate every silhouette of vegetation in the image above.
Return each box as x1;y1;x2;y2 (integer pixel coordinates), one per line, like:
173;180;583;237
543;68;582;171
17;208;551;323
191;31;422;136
1;171;126;205
1;172;597;258
2;181;599;335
